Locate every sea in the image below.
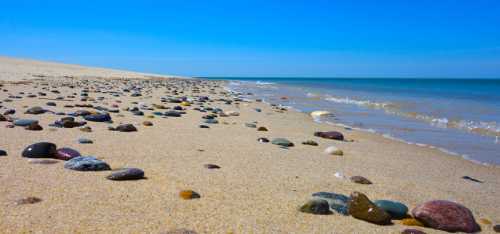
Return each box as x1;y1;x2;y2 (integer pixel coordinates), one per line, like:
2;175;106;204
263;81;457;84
202;77;500;165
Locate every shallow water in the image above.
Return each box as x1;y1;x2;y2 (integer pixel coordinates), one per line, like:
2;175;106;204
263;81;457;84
203;77;500;165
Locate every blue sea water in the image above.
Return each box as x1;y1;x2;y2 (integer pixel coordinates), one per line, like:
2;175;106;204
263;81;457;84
203;77;500;165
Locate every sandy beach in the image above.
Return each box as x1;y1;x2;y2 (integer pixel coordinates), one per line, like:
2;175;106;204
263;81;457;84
0;57;499;233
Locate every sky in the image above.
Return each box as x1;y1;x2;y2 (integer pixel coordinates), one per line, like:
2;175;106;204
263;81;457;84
1;0;500;78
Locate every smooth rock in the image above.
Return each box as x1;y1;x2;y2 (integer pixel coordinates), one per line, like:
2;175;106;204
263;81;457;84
348;191;391;225
14;119;38;127
0;149;6;156
64;156;111;171
257;126;268;131
271;138;294;147
412;200;480;233
494;224;500;232
204;164;221;169
28;159;59;164
312;192;349;215
299;198;332;215
302;140;318;146
55;147;81;161
324;146;343;156
164;111;182;117
245;123;257;128
350;176;372;185
314;131;344;141
78;138;93;144
83;113;111;122
106;168;144;180
374;200;408;219
310;111;331;118
179;190;200;199
25;106;46;114
163;228;198;234
401;218;424;227
22;142;57;158
25;122;43;131
258;137;269;143
143;121;153;126
16;197;42;205
115;124;137;132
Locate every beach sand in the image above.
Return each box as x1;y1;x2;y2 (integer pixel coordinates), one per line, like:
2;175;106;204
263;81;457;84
0;57;499;233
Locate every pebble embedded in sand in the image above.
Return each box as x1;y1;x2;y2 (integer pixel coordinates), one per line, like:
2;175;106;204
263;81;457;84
55;147;81;161
179;190;201;200
0;149;7;156
348;191;391;225
106;168;144;180
324;146;343;156
350;176;372;185
310;111;331;118
257;126;268;131
78;138;93;144
204;164;221;169
14;119;38;127
16;197;42;205
302;140;318;146
112;124;138;132
64;156;111;171
271;138;294;147
373;200;408;219
25;122;43;131
314;131;344;141
258;137;269;143
401;218;424;227
143;121;153;126
299;198;332;215
25;106;46;114
163;228;198;234
311;192;349;215
28;159;59;164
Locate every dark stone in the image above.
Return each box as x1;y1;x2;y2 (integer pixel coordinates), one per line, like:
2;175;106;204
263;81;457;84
115;124;137;132
299;198;332;215
13;119;38;127
412;200;480;233
0;149;7;156
83;113;111;122
271;138;294;147
0;114;6;121
258;137;269;143
314;131;344;141
204;164;221;169
78;138;93;144
493;224;500;232
312;192;349;215
462;176;483;183
46;102;56;106
16;197;42;205
22;142;57;158
25;122;43;131
257;126;268;131
64;156;111;171
302;140;318;146
25;106;46;114
348;191;391;225
164;111;182;117
106;168;144;180
28;159;59;164
199;124;209;128
350;176;372;185
55;147;81;160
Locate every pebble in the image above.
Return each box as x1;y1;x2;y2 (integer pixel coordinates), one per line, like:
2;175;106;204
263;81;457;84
462;176;483;183
25;106;46;114
64;156;111;171
299;198;332;215
199;125;209;128
258;137;269;143
324;146;343;156
348;191;391;225
55;147;81;160
494;224;500;232
78;138;93;144
83;113;112;122
302;140;318;146
0;114;6;121
80;126;92;132
350;176;372;185
22;142;57;158
0;149;7;156
143;121;153;126
204;119;219;124
16;197;42;205
14;119;38;127
412;200;480;233
257;126;268;131
164;111;182;117
314;131;344;141
312;192;349;215
204;164;221;169
106;168;145;180
163;229;198;234
401;229;427;234
114;124;138;132
25;122;43;131
179;190;201;200
373;200;408;219
245;123;257;128
271;138;294;147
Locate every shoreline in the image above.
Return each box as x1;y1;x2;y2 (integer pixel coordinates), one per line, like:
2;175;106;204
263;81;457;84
1;57;499;233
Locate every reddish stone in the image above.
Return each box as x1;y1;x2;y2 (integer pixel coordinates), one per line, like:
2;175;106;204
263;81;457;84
401;229;426;234
412;200;480;233
314;131;344;141
55;147;81;161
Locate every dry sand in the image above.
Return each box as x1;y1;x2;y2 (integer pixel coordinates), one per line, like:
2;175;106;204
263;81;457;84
0;57;499;233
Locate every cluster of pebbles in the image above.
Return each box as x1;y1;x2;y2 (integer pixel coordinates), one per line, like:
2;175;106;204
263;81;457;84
0;76;497;234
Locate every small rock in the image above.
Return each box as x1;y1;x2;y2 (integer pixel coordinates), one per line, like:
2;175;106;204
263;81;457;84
199;125;209;128
299;198;332;215
106;168;144;180
350;176;372;185
25;106;46;114
78;138;93;144
0;149;7;156
374;200;408;219
115;124;137;132
412;200;480;233
479;218;491;225
64;156;111;171
245;123;257;128
348;191;391;225
16;197;42;205
258;137;269;143
25;122;43;131
13;119;38;127
55;147;81;160
324;146;343;156
83;113;112;122
257;126;268;131
494;224;500;232
179;190;201;200
80;126;92;132
22;142;57;158
312;192;349;215
143;121;153;126
462;176;483;183
204;164;221;169
314;131;344;141
302;140;318;146
163;228;198;234
271;138;294;147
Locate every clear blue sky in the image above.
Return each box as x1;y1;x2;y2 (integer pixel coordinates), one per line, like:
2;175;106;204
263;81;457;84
1;0;499;78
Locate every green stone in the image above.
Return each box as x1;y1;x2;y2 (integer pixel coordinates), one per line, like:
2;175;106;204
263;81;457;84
374;200;408;219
